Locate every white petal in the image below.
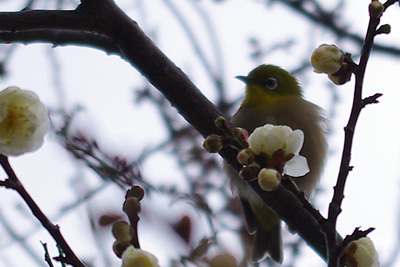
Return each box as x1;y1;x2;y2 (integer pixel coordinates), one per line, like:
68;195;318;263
249;124;275;155
286;129;304;154
283;155;310;177
262;133;283;154
276;125;292;137
353;237;380;267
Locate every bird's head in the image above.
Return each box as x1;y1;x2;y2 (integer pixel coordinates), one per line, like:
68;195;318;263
236;65;302;107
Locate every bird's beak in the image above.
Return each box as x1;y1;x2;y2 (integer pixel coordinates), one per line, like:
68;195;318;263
235;75;250;83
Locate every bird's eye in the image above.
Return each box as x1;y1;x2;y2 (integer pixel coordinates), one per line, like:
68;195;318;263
264;78;278;90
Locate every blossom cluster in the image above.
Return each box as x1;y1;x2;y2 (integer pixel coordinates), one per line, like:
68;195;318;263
203;120;309;191
244;124;309;191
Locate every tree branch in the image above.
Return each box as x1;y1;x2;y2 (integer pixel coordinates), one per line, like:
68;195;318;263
0;156;85;267
0;30;120;55
280;0;400;56
325;1;396;265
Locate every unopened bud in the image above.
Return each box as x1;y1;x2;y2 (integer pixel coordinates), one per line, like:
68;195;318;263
112;221;132;242
173;216;191;243
237;149;255;165
203;134;223;153
214;116;229;130
113;240;131;258
258;168;281;191
328;69;352;85
376;24;391;34
369;1;384;18
123;197;141;216
99;214;122;226
239;164;261;181
126;186;145;201
209;254;237;267
233;127;249;146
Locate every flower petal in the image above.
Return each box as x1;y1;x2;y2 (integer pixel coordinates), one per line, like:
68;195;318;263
286;129;304;154
263;132;283;154
283;155;310;177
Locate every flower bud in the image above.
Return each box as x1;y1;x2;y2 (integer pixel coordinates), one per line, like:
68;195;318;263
239;164;260;181
98;214;122;226
209;254;237;267
123;197;141;219
121;245;159;267
203;134;223;153
113;240;131;258
369;0;384;18
258;168;281;191
376;24;391;34
237;149;255;165
328;70;352;85
311;44;344;74
173;216;191;243
112;221;132;242
214;116;229;130
126;185;145;201
342;237;379;267
233;127;249;145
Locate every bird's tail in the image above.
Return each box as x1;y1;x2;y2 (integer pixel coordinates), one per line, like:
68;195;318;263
241;199;283;263
252;221;282;263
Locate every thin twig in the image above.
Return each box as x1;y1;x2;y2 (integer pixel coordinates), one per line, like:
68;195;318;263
41;242;54;267
0;155;85;267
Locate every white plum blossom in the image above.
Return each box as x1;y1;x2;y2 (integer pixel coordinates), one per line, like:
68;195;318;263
311;44;352;85
311;44;344;74
248;124;309;176
121;246;159;267
343;237;380;267
0;87;50;156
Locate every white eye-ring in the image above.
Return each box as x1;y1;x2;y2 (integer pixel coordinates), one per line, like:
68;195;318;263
265;78;278;90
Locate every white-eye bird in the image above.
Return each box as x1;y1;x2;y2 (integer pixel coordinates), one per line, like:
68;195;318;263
224;65;327;263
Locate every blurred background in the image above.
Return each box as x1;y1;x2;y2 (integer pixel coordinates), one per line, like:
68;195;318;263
0;0;399;266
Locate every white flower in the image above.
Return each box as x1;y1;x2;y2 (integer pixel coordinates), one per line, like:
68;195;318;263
121;246;159;267
258;168;281;191
311;44;344;74
343;237;379;267
248;124;309;176
0;87;50;156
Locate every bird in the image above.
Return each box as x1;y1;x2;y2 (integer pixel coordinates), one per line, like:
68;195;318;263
224;65;327;263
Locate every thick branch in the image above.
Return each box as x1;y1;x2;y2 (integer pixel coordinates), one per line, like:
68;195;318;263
0;30;120;55
0;10;88;31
